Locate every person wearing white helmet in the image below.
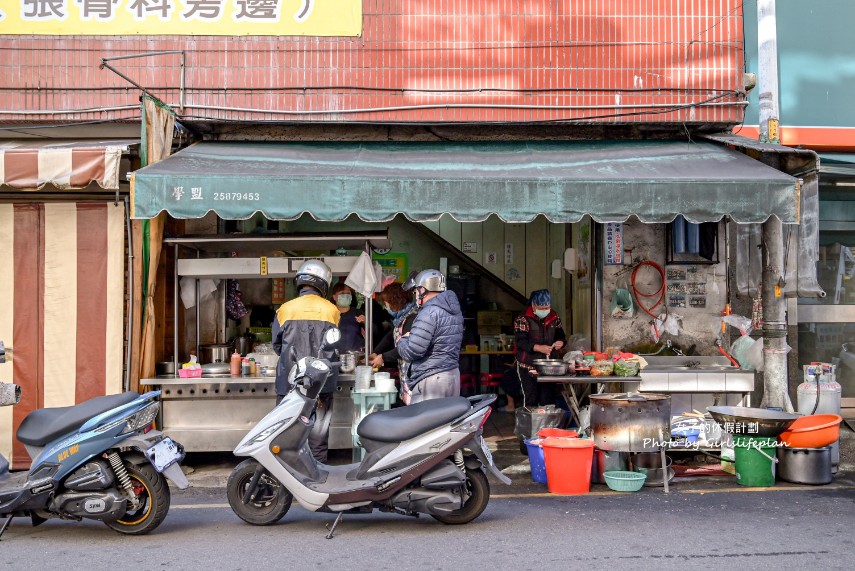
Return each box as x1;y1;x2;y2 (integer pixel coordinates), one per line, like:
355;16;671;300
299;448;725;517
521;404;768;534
397;269;464;404
272;259;340;462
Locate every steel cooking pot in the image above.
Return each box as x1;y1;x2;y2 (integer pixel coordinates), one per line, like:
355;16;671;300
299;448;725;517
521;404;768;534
199;344;231;364
589;393;671;452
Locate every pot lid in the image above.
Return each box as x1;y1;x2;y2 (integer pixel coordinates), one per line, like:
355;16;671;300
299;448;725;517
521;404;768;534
201;362;230;374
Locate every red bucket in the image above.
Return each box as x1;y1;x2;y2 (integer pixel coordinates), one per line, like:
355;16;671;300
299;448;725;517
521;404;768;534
537;428;579;439
541;437;595;495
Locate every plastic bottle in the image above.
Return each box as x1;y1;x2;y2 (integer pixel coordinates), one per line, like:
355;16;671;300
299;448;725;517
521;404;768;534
230;350;242;377
241;358;250;377
249;358;257;376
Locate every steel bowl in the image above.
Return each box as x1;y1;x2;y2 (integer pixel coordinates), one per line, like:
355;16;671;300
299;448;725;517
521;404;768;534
532;359;568;376
707;406;800;437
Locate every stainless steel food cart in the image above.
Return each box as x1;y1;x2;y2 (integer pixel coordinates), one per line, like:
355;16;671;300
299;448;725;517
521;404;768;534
142;231;390;452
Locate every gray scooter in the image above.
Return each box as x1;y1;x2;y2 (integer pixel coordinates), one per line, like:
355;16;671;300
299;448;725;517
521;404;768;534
227;329;510;538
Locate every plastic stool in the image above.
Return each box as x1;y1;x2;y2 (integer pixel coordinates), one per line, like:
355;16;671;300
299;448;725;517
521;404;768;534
479;373;502;394
460;373;476;395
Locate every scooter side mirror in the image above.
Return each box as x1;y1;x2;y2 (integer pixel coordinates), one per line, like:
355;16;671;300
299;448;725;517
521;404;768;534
322;327;341;350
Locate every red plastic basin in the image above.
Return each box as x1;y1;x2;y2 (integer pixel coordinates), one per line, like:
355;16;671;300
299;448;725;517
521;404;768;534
778;414;842;448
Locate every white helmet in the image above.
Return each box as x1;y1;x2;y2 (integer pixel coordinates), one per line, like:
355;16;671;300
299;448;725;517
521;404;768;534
406;269;447;293
295;260;332;297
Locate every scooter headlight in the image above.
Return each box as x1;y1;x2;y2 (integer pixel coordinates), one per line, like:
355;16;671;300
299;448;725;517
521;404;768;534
249;419;288;443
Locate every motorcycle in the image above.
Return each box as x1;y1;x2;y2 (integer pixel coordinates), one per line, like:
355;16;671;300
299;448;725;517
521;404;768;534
0;341;189;539
226;328;510;538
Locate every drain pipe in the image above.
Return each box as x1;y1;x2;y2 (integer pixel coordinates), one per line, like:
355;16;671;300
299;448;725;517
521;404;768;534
124;196;134;393
757;0;791;411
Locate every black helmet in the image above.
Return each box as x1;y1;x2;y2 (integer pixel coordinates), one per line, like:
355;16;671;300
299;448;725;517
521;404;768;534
407;269;446;293
295;260;332;298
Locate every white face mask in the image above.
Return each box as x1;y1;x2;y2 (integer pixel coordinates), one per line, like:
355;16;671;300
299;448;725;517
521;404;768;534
336;294;352;307
534;308;550;319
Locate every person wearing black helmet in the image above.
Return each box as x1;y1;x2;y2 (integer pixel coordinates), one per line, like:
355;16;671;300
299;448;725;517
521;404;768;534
272;259;340;461
396;269;464;404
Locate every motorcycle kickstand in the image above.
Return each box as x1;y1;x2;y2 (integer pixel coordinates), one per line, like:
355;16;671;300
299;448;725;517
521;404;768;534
0;516;11;540
324;512;344;539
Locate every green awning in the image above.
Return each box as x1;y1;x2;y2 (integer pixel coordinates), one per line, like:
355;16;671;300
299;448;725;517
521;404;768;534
131;140;799;223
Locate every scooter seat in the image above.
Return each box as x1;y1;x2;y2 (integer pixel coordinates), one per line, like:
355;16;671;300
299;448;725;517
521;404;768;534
16;392;140;446
357;396;471;443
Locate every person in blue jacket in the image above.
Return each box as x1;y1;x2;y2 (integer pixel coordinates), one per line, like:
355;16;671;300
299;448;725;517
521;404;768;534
396;269;464;404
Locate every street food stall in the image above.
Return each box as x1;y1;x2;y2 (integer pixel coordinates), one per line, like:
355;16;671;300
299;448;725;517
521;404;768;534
142;231;391;452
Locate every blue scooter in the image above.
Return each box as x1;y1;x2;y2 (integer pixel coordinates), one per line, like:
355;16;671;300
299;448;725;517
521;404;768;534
0;341;189;538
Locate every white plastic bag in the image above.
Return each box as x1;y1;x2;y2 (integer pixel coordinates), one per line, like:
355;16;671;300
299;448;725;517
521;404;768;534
744;336;765;371
722;314;753;336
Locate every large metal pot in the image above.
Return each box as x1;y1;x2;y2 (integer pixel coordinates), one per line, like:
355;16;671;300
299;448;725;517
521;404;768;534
199;344;231;364
777;446;832;485
589;393;671;452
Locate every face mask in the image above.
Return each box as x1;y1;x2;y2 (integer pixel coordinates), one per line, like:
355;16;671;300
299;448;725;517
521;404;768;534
384;303;393;314
336;294;352;307
534;308;550;319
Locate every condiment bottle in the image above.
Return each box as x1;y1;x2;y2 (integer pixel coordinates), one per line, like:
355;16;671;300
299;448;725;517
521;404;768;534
230;350;242;377
249;358;257;376
241;358;250;377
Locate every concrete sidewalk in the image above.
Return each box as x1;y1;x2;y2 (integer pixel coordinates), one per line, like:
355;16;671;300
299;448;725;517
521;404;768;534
178;408;855;494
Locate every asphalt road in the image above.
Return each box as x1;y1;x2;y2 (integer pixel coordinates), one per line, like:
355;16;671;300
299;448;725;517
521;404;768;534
2;482;853;570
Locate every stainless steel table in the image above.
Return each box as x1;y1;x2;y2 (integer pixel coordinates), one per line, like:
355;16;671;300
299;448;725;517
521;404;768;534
142;373;355;452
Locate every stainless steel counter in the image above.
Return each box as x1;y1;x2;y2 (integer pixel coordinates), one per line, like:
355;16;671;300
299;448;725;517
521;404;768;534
142;374;356;452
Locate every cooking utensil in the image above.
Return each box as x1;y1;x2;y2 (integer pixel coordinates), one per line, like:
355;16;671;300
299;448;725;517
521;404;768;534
155;361;176;376
707;406;800;437
589;393;671;452
201;362;230;375
532;359;568;376
199;344;231;364
776;446;833;485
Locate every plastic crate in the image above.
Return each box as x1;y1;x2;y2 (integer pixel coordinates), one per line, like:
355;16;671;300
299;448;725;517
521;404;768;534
248;327;272;343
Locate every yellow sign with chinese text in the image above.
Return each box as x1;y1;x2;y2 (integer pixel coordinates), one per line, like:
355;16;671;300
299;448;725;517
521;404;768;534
0;0;361;36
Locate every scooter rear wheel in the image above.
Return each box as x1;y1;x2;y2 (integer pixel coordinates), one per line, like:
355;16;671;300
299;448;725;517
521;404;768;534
431;468;490;525
227;459;292;525
104;461;170;535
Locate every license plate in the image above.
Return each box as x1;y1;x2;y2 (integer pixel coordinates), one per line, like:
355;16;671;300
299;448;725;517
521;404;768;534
478;436;494;466
145;437;184;472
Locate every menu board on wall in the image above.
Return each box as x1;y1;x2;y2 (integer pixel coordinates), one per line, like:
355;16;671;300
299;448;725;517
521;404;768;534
604;223;623;265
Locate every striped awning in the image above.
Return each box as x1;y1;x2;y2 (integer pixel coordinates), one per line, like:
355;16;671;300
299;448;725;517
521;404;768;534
0;140;136;191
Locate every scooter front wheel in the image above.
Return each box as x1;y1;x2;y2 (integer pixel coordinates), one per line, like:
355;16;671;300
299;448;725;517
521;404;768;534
431;468;490;525
227;459;292;525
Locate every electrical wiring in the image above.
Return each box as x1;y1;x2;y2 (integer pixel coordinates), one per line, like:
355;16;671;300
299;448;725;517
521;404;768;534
631;261;666;318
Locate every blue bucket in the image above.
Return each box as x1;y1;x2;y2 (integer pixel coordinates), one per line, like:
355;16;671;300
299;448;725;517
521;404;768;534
525;438;548;484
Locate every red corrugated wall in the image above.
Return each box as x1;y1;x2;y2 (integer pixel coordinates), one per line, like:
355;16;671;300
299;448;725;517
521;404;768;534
0;0;746;124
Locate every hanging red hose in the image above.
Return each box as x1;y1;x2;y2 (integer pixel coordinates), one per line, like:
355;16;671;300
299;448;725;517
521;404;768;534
631;260;666;318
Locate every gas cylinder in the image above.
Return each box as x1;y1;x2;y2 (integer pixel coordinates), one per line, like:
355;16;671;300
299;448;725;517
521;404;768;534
798;363;842;416
798;363;842;473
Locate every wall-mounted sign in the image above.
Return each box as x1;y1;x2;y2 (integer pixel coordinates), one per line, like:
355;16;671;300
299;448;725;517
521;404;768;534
0;0;362;36
463;242;477;253
372;252;408;284
604;223;623;265
504;243;513;264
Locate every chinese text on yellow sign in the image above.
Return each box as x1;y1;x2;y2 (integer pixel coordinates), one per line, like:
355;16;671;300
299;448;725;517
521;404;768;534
0;0;362;36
